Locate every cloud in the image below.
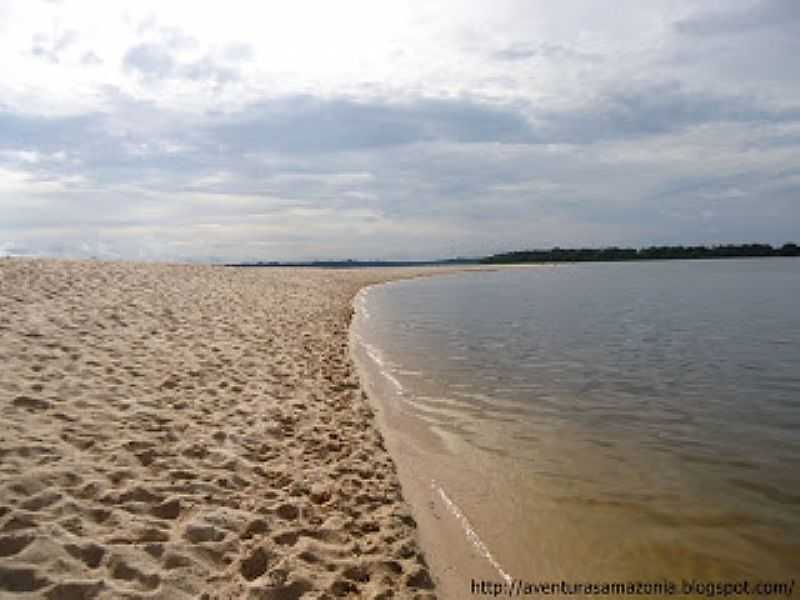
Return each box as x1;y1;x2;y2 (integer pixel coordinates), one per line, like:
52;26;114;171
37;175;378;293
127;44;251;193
676;0;800;36
0;110;99;152
534;81;800;143
3;81;799;258
81;51;102;65
492;42;599;63
123;43;176;78
180;56;239;85
210;96;534;154
222;43;253;62
31;29;77;63
123;40;240;85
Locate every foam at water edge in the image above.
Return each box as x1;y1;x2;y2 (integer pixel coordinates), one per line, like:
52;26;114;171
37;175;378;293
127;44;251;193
353;286;406;396
356;333;405;395
354;288;371;320
431;479;513;585
355;281;514;588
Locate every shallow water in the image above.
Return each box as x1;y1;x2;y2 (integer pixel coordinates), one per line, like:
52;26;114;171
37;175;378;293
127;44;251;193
356;259;800;586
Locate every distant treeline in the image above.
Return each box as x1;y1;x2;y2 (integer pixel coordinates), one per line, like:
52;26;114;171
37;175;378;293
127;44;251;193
482;243;800;264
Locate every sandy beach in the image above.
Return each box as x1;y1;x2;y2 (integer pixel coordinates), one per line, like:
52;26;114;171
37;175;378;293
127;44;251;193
0;259;450;600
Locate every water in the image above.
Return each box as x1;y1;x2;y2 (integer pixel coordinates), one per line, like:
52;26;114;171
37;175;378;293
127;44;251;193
354;259;800;586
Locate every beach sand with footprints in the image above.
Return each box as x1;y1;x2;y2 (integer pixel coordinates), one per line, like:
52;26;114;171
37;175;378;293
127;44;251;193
0;259;451;600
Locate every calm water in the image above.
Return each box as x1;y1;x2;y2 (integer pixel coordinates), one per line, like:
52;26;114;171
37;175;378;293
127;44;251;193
356;259;800;585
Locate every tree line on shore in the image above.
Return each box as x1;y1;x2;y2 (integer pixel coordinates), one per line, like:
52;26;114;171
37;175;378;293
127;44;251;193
481;243;800;264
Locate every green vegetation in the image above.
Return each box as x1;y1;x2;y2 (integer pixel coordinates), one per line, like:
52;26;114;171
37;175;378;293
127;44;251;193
482;243;800;264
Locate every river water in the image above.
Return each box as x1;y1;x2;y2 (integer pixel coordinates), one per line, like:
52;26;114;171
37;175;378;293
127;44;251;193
354;259;800;589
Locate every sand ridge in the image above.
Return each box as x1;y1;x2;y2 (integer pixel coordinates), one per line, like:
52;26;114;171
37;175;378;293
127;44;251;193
0;259;440;600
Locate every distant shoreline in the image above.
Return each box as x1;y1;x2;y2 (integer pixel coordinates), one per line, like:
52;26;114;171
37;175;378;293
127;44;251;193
482;243;799;264
224;259;481;268
222;243;799;269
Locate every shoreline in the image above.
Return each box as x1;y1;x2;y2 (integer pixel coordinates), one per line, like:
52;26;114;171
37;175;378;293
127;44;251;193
0;258;467;599
349;278;508;600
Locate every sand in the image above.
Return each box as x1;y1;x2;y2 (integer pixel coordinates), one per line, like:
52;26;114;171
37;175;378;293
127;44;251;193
0;258;451;600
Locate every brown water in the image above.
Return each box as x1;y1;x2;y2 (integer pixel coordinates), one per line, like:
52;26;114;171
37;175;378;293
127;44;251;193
353;260;800;595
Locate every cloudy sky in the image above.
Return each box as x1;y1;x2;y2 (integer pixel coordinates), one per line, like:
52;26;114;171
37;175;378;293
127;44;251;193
1;0;799;261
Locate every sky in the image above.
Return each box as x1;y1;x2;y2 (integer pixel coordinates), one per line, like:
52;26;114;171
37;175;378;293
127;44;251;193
1;0;799;262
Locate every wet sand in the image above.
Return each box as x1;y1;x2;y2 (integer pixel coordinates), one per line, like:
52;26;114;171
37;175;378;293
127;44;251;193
0;258;463;600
